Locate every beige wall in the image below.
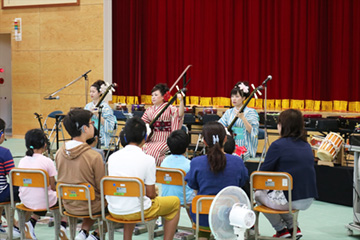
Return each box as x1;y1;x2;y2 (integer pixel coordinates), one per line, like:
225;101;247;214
0;0;104;136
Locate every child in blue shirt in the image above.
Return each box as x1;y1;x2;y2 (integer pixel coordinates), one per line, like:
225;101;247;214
160;130;195;218
0;118;21;237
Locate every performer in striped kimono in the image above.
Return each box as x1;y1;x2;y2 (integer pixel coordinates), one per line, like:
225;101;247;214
142;83;184;166
219;81;259;160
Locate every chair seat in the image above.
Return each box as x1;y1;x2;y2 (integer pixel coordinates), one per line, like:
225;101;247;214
16;203;59;212
254;205;298;214
0;201;11;205
106;214;157;224
192;223;211;233
63;211;101;219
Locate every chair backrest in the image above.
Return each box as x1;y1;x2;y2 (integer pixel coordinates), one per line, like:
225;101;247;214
250;171;294;212
191;195;214;214
202;114;220;124
250;171;293;191
181;124;189;134
156;167;187;207
56;183;96;219
191;195;215;239
113;110;127;121
100;176;146;222
9;168;50;209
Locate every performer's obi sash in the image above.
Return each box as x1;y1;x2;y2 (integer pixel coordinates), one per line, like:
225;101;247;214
153;121;171;132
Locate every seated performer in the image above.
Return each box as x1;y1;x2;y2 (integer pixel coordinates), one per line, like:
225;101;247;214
85;80;117;148
255;109;318;239
219;81;259;160
141;83;184;166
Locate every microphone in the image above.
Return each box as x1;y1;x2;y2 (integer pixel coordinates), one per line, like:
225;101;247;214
262;75;272;85
82;69;92;77
44;96;60;100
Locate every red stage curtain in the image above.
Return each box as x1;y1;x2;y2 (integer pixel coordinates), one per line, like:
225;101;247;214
112;0;360;102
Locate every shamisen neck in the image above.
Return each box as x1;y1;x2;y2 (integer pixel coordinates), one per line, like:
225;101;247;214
234;104;243;111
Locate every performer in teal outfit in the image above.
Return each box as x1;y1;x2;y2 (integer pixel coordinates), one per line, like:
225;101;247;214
219;81;259;160
85;80;117;148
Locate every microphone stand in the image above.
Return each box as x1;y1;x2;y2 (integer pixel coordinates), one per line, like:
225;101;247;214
43;70;91;104
258;82;270;171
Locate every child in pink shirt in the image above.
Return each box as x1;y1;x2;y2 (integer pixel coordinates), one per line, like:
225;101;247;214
18;129;68;239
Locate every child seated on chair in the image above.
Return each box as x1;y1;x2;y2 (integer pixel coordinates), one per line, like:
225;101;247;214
107;116;181;240
55;108;105;240
255;109;318;239
223;134;236;155
0;118;21;238
160;129;195;219
185;122;249;240
18;129;68;239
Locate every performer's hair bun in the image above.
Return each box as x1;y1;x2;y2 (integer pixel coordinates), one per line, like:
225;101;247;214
151;83;169;96
91;80;106;93
231;81;250;98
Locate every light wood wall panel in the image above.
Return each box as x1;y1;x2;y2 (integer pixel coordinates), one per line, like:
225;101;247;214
12;51;41;93
40;51;103;94
2;1;104;135
12;93;41;134
39;4;103;51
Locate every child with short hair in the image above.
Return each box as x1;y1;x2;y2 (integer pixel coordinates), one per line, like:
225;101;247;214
55;109;105;240
223;134;236;154
107;116;180;240
160;130;195;217
18;128;68;239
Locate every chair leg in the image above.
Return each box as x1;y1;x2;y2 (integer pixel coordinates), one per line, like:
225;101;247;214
3;204;13;240
16;209;26;240
107;221;115;240
146;219;156;240
254;211;260;240
153;216;164;238
68;217;77;240
291;211;299;240
97;219;104;240
52;209;61;240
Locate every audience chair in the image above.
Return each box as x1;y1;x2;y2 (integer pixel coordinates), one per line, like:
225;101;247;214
57;183;104;240
191;195;215;240
9;168;61;240
155;167;194;238
100;176;157;240
250;171;299;240
0;201;15;240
